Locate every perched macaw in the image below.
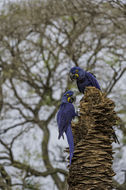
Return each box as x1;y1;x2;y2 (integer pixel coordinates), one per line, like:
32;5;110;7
57;90;77;164
70;67;119;144
70;66;101;93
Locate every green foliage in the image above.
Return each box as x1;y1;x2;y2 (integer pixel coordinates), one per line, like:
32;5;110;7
122;137;126;145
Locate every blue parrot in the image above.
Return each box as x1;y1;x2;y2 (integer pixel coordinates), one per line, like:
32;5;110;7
70;66;101;93
57;90;77;164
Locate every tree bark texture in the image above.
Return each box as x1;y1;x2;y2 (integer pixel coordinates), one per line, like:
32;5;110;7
67;87;119;190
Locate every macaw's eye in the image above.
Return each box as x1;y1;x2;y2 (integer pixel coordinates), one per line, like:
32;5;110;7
66;94;69;97
75;69;78;73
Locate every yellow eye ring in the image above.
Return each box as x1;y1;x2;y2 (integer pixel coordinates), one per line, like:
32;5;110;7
75;69;78;72
75;73;79;78
67;97;71;102
66;94;69;97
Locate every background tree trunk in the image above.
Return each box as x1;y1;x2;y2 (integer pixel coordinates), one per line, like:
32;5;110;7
68;87;119;190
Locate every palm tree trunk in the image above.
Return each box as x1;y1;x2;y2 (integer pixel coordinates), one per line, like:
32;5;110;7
67;87;119;190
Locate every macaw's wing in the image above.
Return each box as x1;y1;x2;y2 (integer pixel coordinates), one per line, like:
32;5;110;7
86;72;101;90
57;104;75;139
88;72;96;78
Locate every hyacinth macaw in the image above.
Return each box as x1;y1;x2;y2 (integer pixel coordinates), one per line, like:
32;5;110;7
70;66;101;93
57;90;77;164
69;67;119;144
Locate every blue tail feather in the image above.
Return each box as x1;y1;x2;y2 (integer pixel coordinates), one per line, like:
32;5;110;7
65;125;74;165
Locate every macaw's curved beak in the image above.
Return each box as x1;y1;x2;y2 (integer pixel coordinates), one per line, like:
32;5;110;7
70;72;75;81
70;72;79;80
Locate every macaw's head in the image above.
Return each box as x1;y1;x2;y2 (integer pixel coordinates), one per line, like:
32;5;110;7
62;90;76;103
70;66;86;81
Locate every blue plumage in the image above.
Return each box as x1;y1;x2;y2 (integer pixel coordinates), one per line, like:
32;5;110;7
57;91;77;164
70;67;101;93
